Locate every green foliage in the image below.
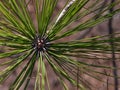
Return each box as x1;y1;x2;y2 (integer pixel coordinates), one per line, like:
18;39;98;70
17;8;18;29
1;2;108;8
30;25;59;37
0;0;120;90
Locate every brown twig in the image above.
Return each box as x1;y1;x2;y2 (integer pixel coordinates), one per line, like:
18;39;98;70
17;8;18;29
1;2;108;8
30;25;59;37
108;0;118;90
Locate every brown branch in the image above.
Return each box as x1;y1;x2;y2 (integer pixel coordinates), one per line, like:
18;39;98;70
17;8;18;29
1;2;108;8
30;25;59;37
108;0;118;90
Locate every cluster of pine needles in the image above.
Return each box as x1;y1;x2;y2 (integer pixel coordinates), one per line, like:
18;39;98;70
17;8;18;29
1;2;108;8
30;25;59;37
0;0;120;90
